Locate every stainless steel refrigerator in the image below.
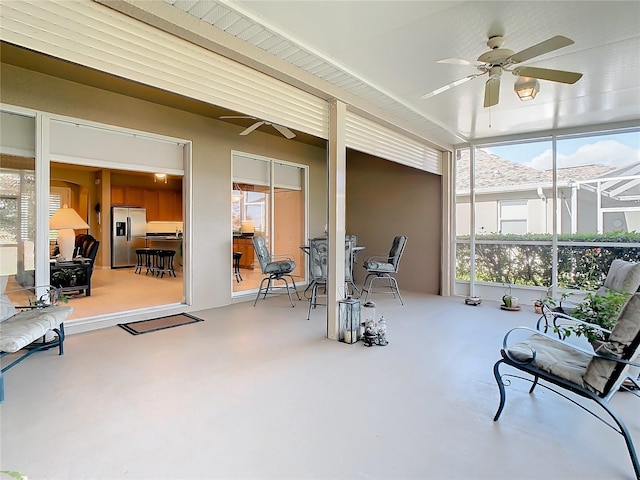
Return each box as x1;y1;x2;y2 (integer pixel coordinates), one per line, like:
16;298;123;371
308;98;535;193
111;207;147;268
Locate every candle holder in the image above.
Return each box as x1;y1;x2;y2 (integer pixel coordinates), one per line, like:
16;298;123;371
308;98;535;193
339;296;361;344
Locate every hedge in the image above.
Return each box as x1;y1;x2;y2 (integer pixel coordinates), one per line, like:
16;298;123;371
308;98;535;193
456;232;640;290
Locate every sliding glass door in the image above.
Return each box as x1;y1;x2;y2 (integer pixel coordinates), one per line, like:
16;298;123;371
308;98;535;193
0;111;37;292
232;152;307;295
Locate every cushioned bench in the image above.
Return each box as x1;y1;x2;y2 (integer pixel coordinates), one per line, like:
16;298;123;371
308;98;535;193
0;294;72;402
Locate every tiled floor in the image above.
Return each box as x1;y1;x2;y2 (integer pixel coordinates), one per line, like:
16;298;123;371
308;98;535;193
0;292;638;479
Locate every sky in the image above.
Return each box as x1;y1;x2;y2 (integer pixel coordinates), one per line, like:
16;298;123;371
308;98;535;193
485;131;640;171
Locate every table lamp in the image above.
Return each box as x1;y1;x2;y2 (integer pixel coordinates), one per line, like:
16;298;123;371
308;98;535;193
50;205;89;260
240;220;255;235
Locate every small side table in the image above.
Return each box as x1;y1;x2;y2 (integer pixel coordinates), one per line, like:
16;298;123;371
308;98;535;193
50;258;93;296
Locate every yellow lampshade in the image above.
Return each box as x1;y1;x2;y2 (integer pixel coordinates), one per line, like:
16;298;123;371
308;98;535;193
240;220;255;234
50;205;90;230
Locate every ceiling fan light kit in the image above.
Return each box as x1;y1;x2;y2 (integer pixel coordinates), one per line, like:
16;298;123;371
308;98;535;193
422;34;583;107
514;77;540;101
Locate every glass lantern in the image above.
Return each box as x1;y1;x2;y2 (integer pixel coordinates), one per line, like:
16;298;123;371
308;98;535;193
338;297;361;344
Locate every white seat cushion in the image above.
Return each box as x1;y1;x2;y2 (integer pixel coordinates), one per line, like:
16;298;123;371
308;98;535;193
0;306;72;353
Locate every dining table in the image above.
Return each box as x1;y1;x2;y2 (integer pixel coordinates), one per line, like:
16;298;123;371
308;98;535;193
299;238;364;297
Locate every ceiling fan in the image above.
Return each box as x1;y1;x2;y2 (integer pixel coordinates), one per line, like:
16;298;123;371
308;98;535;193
219;116;296;139
420;35;583;107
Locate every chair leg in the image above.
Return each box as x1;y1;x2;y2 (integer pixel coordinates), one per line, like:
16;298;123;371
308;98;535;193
362;274;376;303
286;275;301;301
363;274;404;305
263;278;273;299
253;277;271;306
593;396;640;478
492;359;507;421
529;376;540;393
307;282;319;320
388;276;404;305
280;277;295;307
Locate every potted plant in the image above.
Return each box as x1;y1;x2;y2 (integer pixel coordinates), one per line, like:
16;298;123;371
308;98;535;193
501;284;519;310
554;289;631;344
533;298;545;314
51;268;85;288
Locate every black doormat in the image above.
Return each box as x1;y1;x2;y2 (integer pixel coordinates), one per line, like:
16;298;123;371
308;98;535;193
118;313;204;335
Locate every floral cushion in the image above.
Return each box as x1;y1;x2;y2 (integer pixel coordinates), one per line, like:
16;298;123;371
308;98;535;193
583;293;640;395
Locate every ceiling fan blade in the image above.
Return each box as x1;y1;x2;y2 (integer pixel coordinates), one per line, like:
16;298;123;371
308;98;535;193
508;35;574;64
272;124;296;139
220;115;257;119
484;76;501;108
437;58;483;67
239;121;265;135
420;74;483;100
513;66;583;84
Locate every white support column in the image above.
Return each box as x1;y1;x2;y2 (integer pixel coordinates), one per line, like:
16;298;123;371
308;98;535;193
327;99;347;340
441;150;453;297
36;113;50;290
469;146;476;296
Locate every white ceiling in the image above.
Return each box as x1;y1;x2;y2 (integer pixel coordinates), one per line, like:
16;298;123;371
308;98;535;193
165;0;640;148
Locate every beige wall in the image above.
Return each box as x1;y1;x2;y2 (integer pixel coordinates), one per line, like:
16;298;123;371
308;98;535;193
346;150;442;294
1;63;328;311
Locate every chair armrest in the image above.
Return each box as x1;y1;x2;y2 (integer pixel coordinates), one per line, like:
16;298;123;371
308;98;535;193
363;254;389;264
271;253;295;262
551;311;612;335
502;326;640;368
535;304;612;339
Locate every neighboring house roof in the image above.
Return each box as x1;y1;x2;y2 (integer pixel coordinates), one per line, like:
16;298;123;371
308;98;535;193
455;149;619;195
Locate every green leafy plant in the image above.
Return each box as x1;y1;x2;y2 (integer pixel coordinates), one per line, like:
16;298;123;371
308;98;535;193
51;268;85;288
1;471;27;480
555;290;631;343
28;287;69;308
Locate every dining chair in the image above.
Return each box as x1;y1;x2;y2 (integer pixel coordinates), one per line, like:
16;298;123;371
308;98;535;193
362;235;407;305
252;236;300;307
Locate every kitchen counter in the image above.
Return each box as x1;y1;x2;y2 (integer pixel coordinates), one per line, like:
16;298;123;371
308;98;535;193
139;235;183;241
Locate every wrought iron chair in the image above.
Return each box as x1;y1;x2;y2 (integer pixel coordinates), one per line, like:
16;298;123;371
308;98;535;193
494;292;640;478
251;236;301;307
538;259;640;333
361;235;407;305
537;259;640;388
345;235;360;297
305;237;328;320
304;236;362;320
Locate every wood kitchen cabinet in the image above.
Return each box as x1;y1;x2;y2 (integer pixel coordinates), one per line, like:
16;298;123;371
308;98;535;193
144;189;159;221
111;186;126;205
127;187;145;207
158;190;182;221
110;186;144;207
111;185;182;221
233;236;255;269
